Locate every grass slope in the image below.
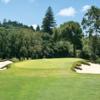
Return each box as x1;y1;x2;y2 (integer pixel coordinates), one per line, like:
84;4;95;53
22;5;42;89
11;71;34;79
0;58;100;100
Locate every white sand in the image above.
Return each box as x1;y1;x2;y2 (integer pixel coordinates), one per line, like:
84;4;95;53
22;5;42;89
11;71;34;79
0;61;13;70
75;63;100;74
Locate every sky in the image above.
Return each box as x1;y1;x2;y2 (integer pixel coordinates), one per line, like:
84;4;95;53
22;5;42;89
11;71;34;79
0;0;100;28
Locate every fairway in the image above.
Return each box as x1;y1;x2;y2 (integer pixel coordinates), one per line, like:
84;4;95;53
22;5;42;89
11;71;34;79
0;58;100;100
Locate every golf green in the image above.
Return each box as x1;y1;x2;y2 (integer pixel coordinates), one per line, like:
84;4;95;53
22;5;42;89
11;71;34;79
0;58;100;100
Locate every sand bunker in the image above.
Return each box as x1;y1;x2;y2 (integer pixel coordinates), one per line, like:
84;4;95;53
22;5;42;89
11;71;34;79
0;61;13;70
75;63;100;74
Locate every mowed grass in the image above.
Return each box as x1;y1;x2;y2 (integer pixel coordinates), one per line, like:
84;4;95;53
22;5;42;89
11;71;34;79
0;58;100;100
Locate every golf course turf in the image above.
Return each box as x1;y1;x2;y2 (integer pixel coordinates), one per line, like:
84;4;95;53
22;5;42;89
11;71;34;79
0;58;100;100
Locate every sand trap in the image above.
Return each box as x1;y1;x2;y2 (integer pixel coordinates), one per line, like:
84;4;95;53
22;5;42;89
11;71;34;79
75;63;100;74
0;61;13;70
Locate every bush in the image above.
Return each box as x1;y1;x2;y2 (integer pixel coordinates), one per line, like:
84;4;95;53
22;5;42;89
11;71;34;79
95;58;100;64
10;58;19;62
0;58;2;62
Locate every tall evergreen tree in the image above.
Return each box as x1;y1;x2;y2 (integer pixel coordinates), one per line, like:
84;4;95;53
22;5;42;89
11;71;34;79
36;25;40;31
42;6;56;35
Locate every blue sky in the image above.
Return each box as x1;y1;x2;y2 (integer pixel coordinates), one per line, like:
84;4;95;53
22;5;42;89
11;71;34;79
0;0;100;28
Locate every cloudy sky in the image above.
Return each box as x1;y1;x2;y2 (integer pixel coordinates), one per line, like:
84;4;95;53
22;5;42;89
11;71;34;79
0;0;100;27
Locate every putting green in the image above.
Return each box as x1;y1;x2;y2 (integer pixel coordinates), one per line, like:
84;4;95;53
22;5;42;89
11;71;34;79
0;58;100;100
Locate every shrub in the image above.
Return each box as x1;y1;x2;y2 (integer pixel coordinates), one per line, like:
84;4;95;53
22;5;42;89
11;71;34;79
10;58;19;62
0;58;2;62
95;58;100;64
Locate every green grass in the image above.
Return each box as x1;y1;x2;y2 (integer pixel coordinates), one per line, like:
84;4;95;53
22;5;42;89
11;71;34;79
0;58;100;100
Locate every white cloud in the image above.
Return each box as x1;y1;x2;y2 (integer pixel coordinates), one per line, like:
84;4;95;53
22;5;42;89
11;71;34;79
82;5;91;12
1;0;36;4
1;0;11;4
32;24;37;29
58;7;76;17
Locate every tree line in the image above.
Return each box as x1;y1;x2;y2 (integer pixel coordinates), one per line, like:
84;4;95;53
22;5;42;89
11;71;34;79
0;6;100;62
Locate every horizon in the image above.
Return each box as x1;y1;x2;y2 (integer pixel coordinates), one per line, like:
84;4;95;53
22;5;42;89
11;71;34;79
0;0;100;28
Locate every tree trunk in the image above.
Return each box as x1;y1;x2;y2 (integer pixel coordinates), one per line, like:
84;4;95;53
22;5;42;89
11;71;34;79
73;45;76;57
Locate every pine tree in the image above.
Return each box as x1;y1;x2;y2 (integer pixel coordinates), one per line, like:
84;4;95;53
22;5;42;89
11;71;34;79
42;6;56;35
36;25;40;31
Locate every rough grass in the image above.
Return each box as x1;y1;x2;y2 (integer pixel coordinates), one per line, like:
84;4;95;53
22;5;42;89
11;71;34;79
0;58;100;100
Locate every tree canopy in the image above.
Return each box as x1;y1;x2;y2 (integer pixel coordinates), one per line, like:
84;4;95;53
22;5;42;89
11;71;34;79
0;6;100;63
60;21;83;56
